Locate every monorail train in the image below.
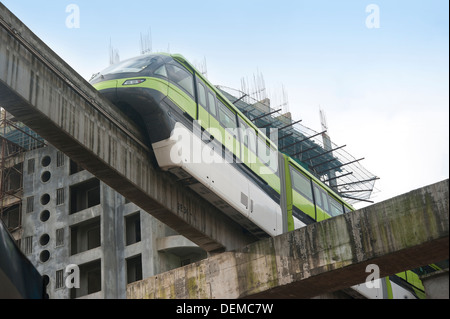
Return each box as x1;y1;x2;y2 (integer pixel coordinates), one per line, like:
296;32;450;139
90;53;427;299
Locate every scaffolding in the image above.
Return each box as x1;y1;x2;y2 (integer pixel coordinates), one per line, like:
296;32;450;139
217;86;379;205
0;108;46;233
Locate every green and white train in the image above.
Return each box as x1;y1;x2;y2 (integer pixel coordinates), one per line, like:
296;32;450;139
90;53;427;299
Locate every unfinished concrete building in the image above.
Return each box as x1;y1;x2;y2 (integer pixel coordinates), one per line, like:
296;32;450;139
0;110;206;299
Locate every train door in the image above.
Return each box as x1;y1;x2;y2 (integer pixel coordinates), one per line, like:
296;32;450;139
201;88;224;162
205;92;222;149
166;63;196;119
289;162;316;224
215;99;240;161
313;182;331;221
238;118;258;170
205;89;217;140
196;80;209;130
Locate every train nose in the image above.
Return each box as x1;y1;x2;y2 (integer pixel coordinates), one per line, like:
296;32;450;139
92;79;118;103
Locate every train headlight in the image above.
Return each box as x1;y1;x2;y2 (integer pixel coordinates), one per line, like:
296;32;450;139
122;79;146;86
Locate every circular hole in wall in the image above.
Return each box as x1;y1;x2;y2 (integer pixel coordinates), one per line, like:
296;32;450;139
41;171;51;183
39;234;50;246
40;250;50;263
40;210;50;222
41;156;52;167
40;194;51;206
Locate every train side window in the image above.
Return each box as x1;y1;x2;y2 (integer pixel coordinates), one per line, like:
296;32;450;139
217;101;237;129
321;189;330;212
166;64;194;97
329;195;344;217
154;65;167;78
239;118;257;156
239;119;255;151
257;137;278;175
313;183;330;213
257;136;272;166
313;185;330;213
197;82;207;109
313;185;321;207
207;91;217;117
257;136;267;158
290;166;313;202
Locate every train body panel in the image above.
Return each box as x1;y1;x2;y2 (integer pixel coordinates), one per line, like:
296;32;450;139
153;122;285;237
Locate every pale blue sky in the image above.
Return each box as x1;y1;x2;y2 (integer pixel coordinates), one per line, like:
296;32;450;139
2;0;449;206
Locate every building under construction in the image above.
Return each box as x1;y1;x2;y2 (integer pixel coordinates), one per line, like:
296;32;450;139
1;110;45;241
0;109;207;299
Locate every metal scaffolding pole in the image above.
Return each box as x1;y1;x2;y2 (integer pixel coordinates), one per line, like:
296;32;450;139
334;177;380;188
232;94;248;105
340;194;374;204
278;120;302;131
317;158;365;175
290;145;318;157
251;109;282;122
280;131;326;151
303;144;346;162
323;171;353;183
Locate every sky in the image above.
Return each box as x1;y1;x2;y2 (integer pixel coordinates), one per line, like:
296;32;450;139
1;0;449;208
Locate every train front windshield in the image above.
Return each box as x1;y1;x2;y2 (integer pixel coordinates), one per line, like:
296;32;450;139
90;55;157;81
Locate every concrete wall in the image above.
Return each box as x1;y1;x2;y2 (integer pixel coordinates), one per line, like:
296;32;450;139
127;180;449;299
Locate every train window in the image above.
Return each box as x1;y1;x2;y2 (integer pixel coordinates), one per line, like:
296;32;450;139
98;55;156;77
197;82;207;109
313;183;330;213
154;65;167;78
322;191;330;212
166;64;194;97
313;185;321;207
239;119;256;151
257;136;271;166
238;118;257;162
257;137;278;175
207;92;217;117
290;167;313;202
217;101;237;129
329;195;344;217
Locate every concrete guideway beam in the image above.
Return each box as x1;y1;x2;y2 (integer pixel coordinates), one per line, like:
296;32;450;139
127;180;449;299
0;3;256;252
